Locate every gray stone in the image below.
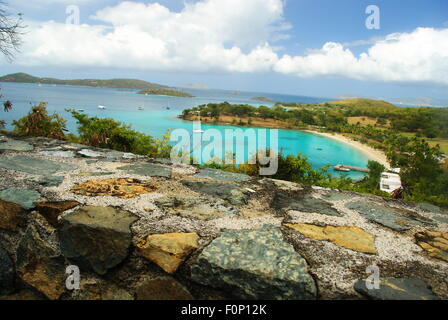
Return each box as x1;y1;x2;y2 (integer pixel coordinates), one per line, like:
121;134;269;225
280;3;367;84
194;168;251;183
29;175;64;187
119;163;171;178
78;149;105;158
354;278;438;300
272;192;342;216
417;202;448;215
0;155;77;175
73;278;134;300
322;191;354;202
0;138;34;151
0;188;41;210
155;196;239;220
153;158;173;165
259;178;304;191
59;206;138;275
191;225;316;300
346;201;434;231
181;180;249;206
0;247;15;295
40;150;76;158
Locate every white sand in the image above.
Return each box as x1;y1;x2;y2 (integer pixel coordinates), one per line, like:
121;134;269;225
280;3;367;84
305;130;390;168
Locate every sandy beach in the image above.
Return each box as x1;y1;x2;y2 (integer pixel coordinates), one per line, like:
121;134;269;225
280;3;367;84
306;130;390;168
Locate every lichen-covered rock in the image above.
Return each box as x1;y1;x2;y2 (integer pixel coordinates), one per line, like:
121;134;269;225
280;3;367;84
181;180;249;206
354;278;438;300
259;178;304;191
29;175;65;187
0;199;27;232
191;225;316;300
0;248;15;295
70;178;158;198
194;168;251;182
0;155;77;175
346;201;434;231
16;225;66;300
415;230;448;262
286;223;377;254
0;188;41;210
272;192;342;216
136;277;194;300
154;196;239;220
59;206;138;275
137;232;199;274
0;138;34;151
35;201;80;227
119;163;172;178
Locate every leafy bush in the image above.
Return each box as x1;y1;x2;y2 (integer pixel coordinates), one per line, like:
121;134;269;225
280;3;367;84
13;102;66;139
68;109;172;158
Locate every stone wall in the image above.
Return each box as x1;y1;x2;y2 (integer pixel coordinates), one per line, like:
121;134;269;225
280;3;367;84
0;133;447;300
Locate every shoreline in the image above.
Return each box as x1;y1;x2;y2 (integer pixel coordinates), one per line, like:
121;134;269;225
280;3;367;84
305;130;390;168
182;115;390;168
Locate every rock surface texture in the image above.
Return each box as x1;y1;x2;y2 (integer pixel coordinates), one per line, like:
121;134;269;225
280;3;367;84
0;134;447;300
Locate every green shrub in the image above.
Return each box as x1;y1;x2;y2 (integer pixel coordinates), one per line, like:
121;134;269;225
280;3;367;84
13;102;66;140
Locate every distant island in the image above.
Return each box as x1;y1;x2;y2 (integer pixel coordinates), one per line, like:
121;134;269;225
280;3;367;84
0;72;176;91
137;89;194;98
251;96;275;102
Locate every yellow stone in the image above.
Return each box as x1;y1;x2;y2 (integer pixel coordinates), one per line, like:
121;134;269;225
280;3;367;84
137;233;200;274
70;178;158;198
286;223;377;254
416;230;448;262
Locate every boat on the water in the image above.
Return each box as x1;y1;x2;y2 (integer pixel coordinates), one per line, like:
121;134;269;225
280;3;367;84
77;109;85;112
138;106;144;110
98;105;106;110
334;164;351;172
193;129;205;133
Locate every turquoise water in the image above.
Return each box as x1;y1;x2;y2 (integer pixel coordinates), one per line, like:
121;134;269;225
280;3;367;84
0;82;370;179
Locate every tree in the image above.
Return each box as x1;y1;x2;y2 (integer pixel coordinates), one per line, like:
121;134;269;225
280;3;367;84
0;1;25;61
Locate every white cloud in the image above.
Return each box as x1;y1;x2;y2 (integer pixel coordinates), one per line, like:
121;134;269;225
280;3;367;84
275;28;448;85
7;0;448;86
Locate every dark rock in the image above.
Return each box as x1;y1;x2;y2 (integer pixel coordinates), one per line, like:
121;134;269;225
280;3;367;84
0;155;77;175
73;278;133;300
0;248;15;295
155;196;239;220
0;188;41;210
119;163;171;178
272;192;342;216
59;206;138;275
35;201;80;227
181;180;249;206
0;199;27;232
191;225;316;300
354;278;438;300
16;224;67;300
0;289;46;300
136;277;194;300
346;201;434;231
194;168;251;182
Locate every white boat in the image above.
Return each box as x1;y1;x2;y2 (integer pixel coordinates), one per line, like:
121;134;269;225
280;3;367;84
98;105;106;110
193;129;205;133
138;106;144;110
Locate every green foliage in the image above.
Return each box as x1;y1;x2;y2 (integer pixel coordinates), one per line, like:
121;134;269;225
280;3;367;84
13;102;66;139
67;109;172;158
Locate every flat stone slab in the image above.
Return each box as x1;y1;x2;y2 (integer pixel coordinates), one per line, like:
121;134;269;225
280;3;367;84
190;225;316;300
272;192;342;216
194;168;251;183
346;201;434;231
415;230;448;262
0;188;41;210
136;277;194;300
119;163;172;178
40;150;76;158
77;149;105;158
0;156;77;175
181;180;249;206
154;196;239;220
0;138;34;151
29;175;64;187
354;278;438;300
59;206;138;275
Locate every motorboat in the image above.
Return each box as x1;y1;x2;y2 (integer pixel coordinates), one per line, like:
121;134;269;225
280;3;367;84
98;105;106;110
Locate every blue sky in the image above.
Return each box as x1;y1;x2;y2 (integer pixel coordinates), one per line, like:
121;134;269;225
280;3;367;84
2;0;448;101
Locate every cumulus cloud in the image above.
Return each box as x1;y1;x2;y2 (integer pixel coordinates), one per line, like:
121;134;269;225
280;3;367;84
8;0;448;86
275;28;448;85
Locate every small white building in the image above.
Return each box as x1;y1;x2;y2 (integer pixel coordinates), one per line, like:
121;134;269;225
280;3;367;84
380;168;402;194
